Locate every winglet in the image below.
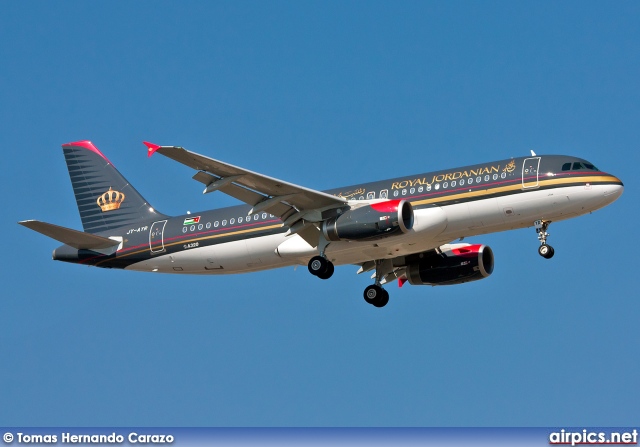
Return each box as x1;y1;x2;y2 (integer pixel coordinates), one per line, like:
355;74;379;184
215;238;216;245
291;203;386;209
143;141;161;158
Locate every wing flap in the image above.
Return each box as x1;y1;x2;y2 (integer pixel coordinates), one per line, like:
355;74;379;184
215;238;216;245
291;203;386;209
19;220;120;250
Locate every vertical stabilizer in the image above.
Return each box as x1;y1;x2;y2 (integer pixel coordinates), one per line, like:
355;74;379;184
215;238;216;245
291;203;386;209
62;140;167;234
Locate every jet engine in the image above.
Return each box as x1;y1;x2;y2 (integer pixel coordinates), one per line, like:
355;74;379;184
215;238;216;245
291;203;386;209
406;244;494;286
322;199;414;241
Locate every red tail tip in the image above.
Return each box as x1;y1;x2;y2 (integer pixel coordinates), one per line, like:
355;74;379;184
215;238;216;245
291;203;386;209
61;140;112;164
143;141;161;158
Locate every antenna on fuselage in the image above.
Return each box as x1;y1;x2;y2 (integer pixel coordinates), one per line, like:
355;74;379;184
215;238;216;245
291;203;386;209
530;150;537;156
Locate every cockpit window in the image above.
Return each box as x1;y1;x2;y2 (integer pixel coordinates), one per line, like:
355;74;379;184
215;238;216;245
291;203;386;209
562;161;599;172
571;162;599;171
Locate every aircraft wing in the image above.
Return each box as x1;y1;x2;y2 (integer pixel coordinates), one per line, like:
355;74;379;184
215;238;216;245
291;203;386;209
144;142;347;228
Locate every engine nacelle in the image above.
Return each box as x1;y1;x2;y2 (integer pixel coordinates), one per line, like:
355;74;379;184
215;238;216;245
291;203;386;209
322;200;414;242
406;244;494;286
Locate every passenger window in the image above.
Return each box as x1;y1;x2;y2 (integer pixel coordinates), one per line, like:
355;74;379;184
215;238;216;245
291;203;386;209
380;190;388;199
393;190;399;197
206;222;211;229
562;163;571;171
230;218;235;224
410;188;415;194
198;224;203;230
214;221;219;228
222;220;227;226
367;192;375;199
451;181;456;187
238;217;243;223
262;213;267;219
254;214;259;221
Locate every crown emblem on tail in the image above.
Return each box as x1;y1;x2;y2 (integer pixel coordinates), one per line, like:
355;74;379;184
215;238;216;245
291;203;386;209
97;187;126;212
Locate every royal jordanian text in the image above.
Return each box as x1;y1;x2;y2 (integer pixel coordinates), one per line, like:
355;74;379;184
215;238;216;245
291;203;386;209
9;432;174;444
390;164;508;190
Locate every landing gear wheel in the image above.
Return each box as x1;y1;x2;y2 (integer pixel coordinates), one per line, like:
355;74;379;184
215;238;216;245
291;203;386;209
363;285;389;308
534;220;555;259
538;243;555;259
317;261;334;280
308;256;328;276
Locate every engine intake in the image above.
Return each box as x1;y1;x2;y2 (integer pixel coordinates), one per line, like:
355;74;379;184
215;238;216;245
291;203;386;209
406;244;494;286
322;199;414;242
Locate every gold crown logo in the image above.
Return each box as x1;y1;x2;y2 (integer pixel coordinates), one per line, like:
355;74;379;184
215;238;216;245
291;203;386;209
97;187;126;212
503;159;516;173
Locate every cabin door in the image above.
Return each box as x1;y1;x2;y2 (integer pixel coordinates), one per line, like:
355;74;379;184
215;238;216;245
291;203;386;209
149;220;167;253
522;157;541;189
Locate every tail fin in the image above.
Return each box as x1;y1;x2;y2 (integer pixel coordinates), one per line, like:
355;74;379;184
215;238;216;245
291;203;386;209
62;140;167;234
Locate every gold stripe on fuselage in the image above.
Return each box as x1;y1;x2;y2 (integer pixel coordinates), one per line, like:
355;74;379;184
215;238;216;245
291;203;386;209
410;175;619;207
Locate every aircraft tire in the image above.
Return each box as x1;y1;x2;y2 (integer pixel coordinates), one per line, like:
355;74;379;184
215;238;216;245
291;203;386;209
308;256;328;276
317;261;334;280
373;289;390;308
538;244;555;259
364;285;389;307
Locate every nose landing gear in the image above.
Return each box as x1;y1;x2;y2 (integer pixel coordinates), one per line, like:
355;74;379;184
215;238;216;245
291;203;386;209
535;220;555;259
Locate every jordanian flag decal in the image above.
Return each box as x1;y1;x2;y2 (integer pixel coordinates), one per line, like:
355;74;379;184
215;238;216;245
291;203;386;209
183;216;201;226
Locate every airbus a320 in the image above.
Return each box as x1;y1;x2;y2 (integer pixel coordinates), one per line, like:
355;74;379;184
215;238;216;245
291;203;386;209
20;141;623;308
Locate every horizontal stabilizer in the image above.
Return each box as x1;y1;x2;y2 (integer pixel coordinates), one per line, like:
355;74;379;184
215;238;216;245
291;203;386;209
18;220;120;250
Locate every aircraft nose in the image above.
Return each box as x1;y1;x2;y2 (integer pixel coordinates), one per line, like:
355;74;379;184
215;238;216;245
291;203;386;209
602;176;624;203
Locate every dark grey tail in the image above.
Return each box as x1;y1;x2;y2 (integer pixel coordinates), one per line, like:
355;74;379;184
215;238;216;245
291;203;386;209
62;140;167;234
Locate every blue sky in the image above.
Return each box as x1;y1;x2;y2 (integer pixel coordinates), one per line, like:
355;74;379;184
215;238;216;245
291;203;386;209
1;1;638;426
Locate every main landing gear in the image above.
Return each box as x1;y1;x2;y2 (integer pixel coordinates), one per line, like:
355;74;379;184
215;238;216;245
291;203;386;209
535;220;555;259
308;235;335;280
364;284;389;308
308;255;334;280
307;235;389;308
307;254;390;308
362;259;392;308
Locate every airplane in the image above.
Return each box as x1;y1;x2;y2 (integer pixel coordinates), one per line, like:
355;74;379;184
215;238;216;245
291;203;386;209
19;140;623;308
